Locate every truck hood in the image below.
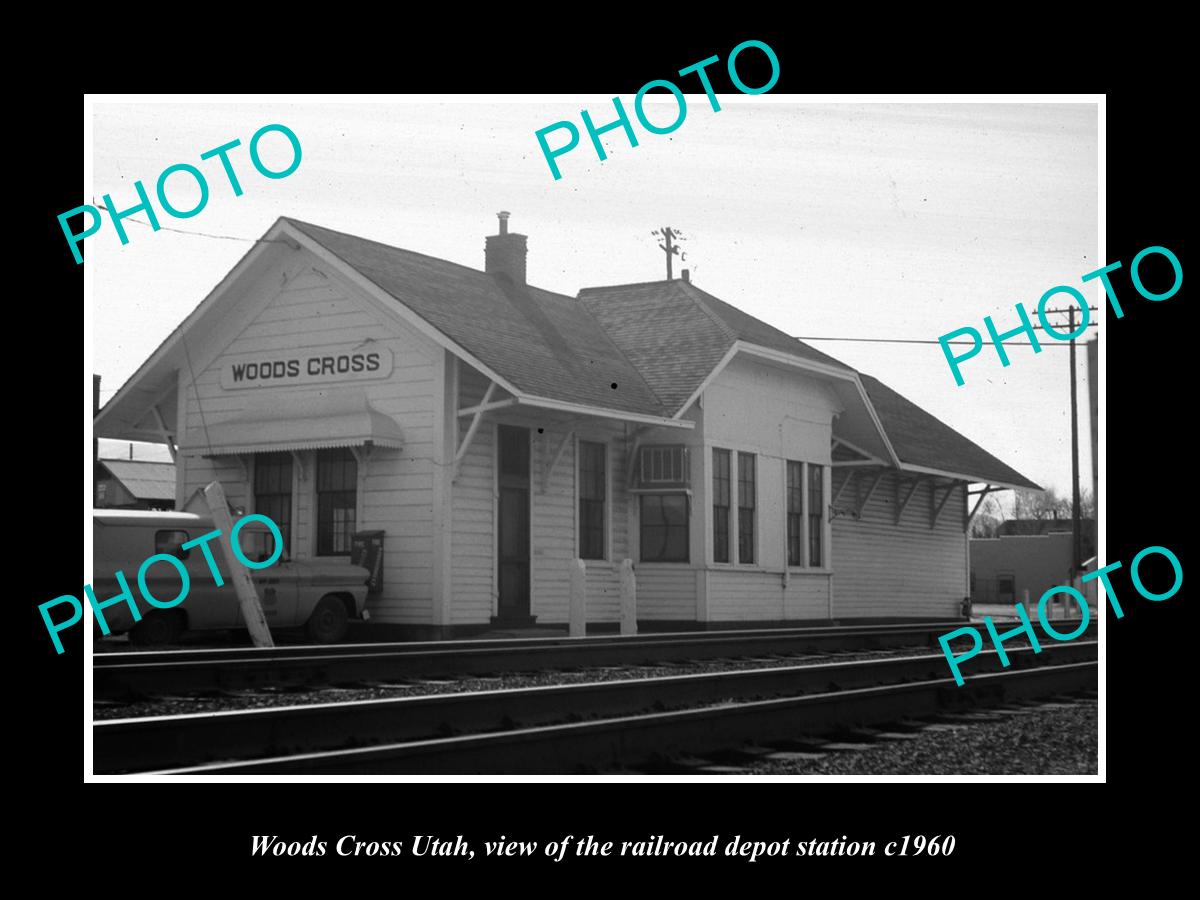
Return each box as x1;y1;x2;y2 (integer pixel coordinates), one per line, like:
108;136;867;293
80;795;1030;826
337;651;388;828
287;559;371;586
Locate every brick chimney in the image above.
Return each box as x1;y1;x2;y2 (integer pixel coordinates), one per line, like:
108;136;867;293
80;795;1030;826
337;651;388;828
485;211;527;285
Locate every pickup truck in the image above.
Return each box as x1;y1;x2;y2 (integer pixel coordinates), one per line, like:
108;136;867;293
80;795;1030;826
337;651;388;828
93;509;371;645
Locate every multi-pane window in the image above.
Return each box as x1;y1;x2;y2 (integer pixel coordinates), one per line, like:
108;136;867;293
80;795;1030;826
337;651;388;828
737;452;755;564
316;447;357;556
808;463;824;567
640;494;689;562
786;461;804;567
712;448;731;563
578;441;606;560
254;452;293;556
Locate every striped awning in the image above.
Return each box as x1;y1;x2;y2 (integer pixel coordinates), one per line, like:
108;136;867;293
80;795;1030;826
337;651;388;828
180;395;403;456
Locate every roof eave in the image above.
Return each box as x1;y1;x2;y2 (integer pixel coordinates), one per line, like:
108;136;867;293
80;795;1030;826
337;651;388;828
516;396;693;429
899;462;1041;492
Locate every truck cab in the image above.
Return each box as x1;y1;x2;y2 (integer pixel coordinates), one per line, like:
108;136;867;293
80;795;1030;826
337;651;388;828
93;510;371;645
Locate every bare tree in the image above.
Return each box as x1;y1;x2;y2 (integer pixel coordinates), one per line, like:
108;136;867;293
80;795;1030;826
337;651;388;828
970;494;1004;538
1079;487;1095;519
1011;487;1073;521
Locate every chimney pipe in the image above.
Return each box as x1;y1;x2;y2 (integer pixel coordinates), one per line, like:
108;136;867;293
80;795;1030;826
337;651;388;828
486;212;527;285
681;269;690;283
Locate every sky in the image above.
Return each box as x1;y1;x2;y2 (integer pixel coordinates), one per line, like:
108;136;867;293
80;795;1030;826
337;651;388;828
90;98;1098;505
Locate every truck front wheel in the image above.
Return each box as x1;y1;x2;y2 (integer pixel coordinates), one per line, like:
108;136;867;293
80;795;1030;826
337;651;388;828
306;596;349;643
130;610;184;647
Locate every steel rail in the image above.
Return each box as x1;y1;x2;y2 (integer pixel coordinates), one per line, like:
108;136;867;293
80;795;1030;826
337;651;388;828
98;641;1097;774
94;620;1079;698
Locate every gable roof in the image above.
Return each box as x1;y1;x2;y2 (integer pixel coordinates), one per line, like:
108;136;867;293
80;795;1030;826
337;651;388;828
858;374;1040;490
578;279;1036;489
97;459;177;501
578;279;852;411
96;216;1038;491
285;219;666;418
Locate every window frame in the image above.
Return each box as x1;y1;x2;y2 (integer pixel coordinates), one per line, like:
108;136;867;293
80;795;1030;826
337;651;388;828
786;460;804;568
712;447;731;564
639;492;690;563
314;447;358;558
736;451;756;565
784;459;829;572
808;462;824;568
252;451;294;559
576;438;609;562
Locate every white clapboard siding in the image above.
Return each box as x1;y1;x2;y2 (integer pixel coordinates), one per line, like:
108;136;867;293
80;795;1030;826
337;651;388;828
450;367;497;624
180;259;442;625
706;570;831;621
832;472;967;619
637;566;698;620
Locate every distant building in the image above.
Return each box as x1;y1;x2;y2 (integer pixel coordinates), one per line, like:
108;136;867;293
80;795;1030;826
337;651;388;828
95;459;176;510
997;517;1096;560
970;529;1095;609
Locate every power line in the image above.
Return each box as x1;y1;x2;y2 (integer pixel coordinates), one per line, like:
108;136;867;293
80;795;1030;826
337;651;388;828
796;306;1100;347
93;202;293;246
795;332;1094;347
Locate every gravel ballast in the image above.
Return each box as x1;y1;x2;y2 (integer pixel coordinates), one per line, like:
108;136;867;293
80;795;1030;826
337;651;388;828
93;646;937;720
744;698;1098;775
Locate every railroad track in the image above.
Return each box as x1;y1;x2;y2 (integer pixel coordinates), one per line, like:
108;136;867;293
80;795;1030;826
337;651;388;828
94;620;1078;699
97;640;1097;774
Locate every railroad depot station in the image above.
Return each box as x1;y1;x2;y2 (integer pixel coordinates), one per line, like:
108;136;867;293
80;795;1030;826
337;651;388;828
95;214;1039;638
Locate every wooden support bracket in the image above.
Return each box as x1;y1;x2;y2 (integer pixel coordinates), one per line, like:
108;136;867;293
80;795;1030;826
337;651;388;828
151;404;177;463
832;469;857;505
930;481;957;529
966;486;998;529
541;428;576;493
453;381;496;481
895;476;921;525
856;470;886;518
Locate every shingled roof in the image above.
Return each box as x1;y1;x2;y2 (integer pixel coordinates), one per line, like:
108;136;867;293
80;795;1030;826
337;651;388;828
578;280;852;411
859;374;1041;489
291;220;1037;489
287;219;666;418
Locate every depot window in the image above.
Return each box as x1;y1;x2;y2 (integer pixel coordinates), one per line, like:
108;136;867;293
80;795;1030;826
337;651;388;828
786;461;803;567
640;493;689;563
808;463;824;567
737;453;756;564
712;448;731;564
578;440;607;560
254;451;293;556
316;447;357;556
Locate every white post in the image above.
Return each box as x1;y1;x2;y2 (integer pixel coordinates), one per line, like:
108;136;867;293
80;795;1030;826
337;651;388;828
1021;588;1031;619
620;558;637;635
203;481;274;649
569;558;587;638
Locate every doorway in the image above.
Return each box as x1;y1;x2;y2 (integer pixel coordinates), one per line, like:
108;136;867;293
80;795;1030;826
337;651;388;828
497;424;532;622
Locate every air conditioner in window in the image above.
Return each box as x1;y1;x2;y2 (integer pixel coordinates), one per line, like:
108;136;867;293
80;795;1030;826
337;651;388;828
633;444;690;491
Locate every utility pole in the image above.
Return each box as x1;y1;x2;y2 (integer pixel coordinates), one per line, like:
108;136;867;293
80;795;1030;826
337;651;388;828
1068;306;1082;581
1031;305;1097;584
653;227;685;281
